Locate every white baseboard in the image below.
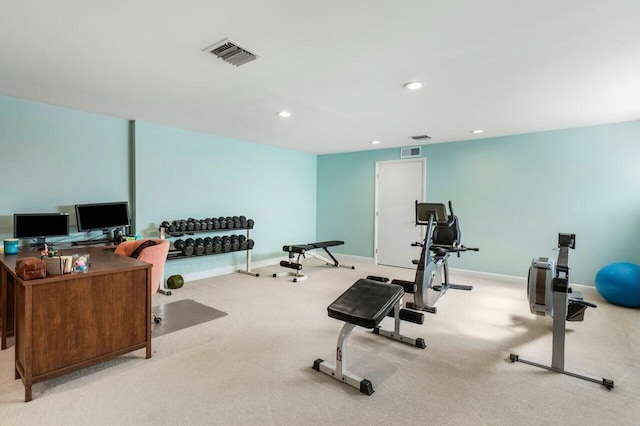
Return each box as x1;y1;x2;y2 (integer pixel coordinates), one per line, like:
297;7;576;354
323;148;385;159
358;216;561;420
176;253;372;283
178;256;282;283
327;255;528;284
175;256;591;288
449;268;526;285
334;253;375;265
450;267;591;288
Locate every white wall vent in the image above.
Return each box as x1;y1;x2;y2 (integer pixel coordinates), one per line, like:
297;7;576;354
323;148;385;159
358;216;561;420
400;146;421;158
203;38;258;66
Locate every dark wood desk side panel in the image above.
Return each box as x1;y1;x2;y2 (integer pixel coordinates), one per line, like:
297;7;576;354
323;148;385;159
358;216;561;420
7;272;15;332
15;283;27;376
1;266;16;349
29;268;149;376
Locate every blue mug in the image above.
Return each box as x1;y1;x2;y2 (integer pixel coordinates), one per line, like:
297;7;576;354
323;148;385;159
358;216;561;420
3;238;19;255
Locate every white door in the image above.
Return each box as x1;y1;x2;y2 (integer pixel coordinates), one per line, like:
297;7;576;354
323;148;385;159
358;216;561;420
375;158;425;268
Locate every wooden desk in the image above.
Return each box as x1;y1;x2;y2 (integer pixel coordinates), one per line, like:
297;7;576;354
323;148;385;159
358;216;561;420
0;248;151;402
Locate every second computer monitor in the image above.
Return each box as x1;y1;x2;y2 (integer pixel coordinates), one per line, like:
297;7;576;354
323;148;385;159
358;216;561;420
75;201;130;232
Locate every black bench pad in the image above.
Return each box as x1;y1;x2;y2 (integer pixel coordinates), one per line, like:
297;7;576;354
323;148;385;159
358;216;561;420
283;244;314;254
309;240;344;249
327;279;404;329
282;240;344;254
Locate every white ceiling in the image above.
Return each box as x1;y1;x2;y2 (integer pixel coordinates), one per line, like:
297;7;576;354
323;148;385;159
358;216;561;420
1;1;639;154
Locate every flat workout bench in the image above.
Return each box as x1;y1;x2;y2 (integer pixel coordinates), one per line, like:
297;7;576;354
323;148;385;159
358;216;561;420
313;278;404;395
274;240;354;282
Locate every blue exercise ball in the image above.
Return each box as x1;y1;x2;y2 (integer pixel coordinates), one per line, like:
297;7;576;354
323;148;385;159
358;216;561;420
595;263;640;308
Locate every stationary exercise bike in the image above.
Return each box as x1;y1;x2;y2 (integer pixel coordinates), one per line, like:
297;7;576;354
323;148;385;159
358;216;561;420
392;201;479;314
509;233;614;389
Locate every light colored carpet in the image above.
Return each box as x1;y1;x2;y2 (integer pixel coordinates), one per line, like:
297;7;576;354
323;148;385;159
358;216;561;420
0;259;638;426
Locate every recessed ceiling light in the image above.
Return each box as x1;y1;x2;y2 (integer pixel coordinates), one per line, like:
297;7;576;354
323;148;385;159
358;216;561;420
471;129;484;134
371;140;381;145
277;111;291;118
403;81;423;90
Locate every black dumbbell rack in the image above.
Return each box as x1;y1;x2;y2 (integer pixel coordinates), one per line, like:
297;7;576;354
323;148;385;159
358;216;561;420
159;217;260;290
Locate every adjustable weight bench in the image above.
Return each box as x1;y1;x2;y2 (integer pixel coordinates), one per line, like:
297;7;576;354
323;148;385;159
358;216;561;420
273;240;354;282
312;278;425;395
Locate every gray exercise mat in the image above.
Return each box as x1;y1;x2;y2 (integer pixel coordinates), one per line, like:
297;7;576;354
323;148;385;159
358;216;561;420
151;299;228;338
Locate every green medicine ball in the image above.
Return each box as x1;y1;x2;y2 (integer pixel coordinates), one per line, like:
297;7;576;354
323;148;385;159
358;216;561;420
167;274;184;289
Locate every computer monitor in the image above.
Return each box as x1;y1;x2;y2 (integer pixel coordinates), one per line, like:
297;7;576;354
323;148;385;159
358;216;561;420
75;201;130;232
13;213;70;247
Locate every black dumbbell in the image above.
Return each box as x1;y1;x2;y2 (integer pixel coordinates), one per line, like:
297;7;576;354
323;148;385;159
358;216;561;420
225;216;235;229
230;235;240;251
238;235;246;243
212;236;222;253
204;237;214;254
218;216;227;229
240;238;248;250
232;216;241;228
247;219;254;229
162;220;177;233
174;239;185;250
221;236;232;252
205;219;213;230
185;219;195;231
175;220;187;231
247;239;255;249
193;238;205;255
239;215;247;228
174;239;194;256
212;218;220;229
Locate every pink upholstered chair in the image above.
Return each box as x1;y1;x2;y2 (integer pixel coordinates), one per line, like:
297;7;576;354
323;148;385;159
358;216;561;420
115;238;170;322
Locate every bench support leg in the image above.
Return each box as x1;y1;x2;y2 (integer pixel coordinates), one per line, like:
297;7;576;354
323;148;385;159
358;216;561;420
272;271;307;282
374;301;426;349
272;252;307;282
307;249;355;270
312;322;374;395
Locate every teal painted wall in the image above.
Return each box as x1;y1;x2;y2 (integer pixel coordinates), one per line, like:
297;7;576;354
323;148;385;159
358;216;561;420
317;121;640;285
3;92;637;285
316;149;399;256
0;94;130;243
133;121;317;277
0;95;316;278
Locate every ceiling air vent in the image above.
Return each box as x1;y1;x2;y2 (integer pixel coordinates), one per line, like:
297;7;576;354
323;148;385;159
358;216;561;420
203;38;258;66
400;146;421;158
411;134;431;141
